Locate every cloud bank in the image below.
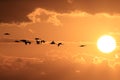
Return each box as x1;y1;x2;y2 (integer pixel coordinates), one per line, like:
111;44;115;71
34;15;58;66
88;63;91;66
0;54;120;80
1;0;120;23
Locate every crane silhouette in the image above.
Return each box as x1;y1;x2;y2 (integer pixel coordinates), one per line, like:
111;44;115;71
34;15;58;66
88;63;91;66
4;33;10;35
80;45;86;47
35;38;41;44
20;40;31;45
57;43;63;47
50;41;56;44
41;40;46;44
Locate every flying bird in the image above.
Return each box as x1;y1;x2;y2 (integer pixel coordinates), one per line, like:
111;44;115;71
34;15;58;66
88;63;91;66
35;38;41;44
57;43;63;47
80;45;86;47
4;33;10;35
41;40;46;44
20;40;31;45
50;41;56;44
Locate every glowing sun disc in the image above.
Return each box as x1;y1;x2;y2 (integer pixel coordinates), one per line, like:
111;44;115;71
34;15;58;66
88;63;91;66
97;35;116;54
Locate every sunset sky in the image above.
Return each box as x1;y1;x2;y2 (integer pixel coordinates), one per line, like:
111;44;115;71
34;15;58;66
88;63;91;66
1;0;120;80
1;0;120;41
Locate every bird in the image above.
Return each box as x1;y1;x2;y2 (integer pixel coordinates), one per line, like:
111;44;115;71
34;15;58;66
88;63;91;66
57;43;63;47
35;38;40;40
35;38;41;44
20;40;31;45
4;33;10;35
80;45;86;47
50;41;56;44
41;40;46;44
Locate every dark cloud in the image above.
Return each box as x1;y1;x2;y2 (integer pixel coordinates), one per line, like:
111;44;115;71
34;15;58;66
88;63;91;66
1;0;120;23
0;0;70;23
72;0;120;14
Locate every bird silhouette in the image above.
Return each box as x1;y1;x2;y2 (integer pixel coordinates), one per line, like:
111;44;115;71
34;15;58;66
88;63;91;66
80;45;86;47
4;33;10;35
20;40;31;45
57;43;63;47
41;40;46;44
35;38;41;44
50;41;56;44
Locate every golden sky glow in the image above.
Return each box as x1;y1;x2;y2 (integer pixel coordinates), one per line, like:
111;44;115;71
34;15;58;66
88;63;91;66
1;0;120;80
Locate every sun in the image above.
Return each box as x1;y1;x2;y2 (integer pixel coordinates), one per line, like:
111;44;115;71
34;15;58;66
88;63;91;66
97;35;116;54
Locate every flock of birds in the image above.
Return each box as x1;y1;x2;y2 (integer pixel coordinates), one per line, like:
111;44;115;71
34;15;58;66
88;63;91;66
14;38;63;47
3;33;86;47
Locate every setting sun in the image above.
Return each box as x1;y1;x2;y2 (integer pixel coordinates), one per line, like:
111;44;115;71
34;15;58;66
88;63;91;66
97;35;116;54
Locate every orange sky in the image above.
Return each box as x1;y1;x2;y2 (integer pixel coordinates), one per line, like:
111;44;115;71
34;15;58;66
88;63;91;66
1;1;120;80
0;0;120;42
0;0;120;56
1;9;120;41
0;1;120;56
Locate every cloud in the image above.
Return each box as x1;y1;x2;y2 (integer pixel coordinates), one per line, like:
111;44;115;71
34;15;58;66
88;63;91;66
70;0;120;14
27;8;62;26
0;0;70;23
27;8;120;27
0;54;120;80
1;0;120;23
